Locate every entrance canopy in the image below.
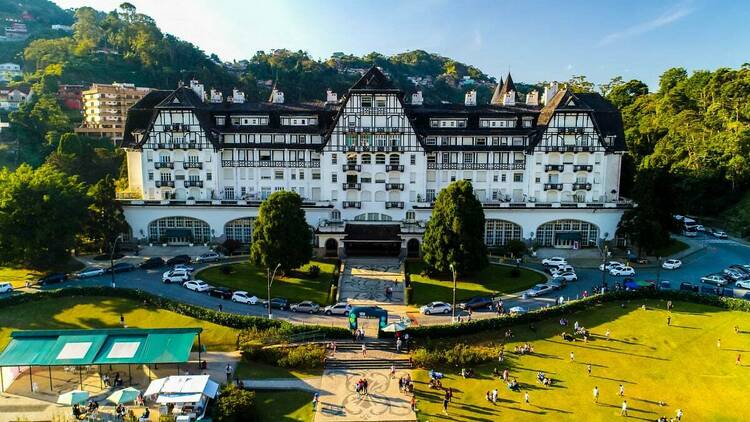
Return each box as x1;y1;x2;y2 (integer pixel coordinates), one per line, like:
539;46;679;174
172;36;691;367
0;328;202;367
555;232;582;241
343;224;402;256
348;306;388;331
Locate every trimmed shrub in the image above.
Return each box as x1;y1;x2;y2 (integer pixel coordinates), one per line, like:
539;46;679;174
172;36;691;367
214;384;255;422
411;343;499;368
222;239;242;256
240;343;326;369
308;265;320;278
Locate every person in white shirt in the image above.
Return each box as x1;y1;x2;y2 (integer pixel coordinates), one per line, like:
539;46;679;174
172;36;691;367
593;386;599;402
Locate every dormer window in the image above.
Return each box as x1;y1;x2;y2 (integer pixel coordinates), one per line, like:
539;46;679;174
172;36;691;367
361;96;372;108
375;96;386;108
215;116;225;126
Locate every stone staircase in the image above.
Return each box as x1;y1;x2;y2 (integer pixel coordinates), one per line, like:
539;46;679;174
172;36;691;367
325;340;412;370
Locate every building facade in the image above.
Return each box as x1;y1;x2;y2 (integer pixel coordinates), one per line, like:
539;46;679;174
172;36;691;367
75;83;151;142
119;68;631;257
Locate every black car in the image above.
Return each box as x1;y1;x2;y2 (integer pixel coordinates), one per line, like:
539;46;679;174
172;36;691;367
139;257;165;269
39;272;67;285
166;255;192;266
679;282;699;292
265;297;289;310
458;296;494;311
208;287;233;300
108;262;136;273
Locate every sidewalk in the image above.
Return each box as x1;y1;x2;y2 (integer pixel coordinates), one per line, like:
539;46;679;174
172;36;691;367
240;378;321;392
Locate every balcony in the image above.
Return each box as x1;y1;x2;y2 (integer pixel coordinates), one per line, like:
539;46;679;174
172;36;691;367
385;183;404;191
385;164;404;172
154;161;173;169
573;182;592;191
385;201;404;209
155;180;174;188
342;183;361;190
342;201;361;209
573;164;593;172
426;162;525;170
543;183;563;191
183;162;203;169
544;164;564;172
184;180;203;188
342;164;361;172
156;143;173;150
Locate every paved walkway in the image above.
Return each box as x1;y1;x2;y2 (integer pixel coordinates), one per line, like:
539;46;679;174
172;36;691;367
338;258;405;304
241;378;321;392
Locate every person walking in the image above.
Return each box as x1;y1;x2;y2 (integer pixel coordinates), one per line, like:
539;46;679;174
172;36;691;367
362;343;367;357
737;354;742;366
218;303;223;312
621;400;628;416
491;388;498;404
570;351;575;362
619;384;624;397
524;391;529;404
447;387;453;402
396;338;402;353
676;408;683;421
120;314;125;327
390;365;396;378
667;315;671;326
717;338;721;349
442;397;449;414
411;396;416;412
605;329;611;340
587;364;592;376
312;392;319;411
225;364;233;384
593;386;599;403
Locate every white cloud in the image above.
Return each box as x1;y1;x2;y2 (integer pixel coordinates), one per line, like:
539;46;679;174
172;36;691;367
598;5;694;46
566;64;574;71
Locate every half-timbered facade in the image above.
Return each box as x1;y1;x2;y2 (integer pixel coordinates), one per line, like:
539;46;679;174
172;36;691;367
119;67;631;256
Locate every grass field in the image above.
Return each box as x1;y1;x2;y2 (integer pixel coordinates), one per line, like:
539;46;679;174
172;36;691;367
411;299;750;421
198;260;337;305
408;262;546;306
254;390;314;421
0;296;239;351
235;361;323;380
0;259;84;288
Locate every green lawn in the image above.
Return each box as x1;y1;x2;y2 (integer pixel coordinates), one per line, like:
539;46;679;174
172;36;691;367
412;299;750;421
198;260;337;305
0;259;84;288
253;390;314;421
408;262;546;306
653;239;690;257
235;361;323;380
0;296;240;351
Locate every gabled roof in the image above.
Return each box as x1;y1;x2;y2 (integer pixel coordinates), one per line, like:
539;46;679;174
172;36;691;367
491;72;517;104
350;66;397;91
121;90;171;147
155;86;204;109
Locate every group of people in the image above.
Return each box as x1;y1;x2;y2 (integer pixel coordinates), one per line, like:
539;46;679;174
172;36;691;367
398;373;414;394
72;400;99;420
355;378;369;397
102;372;124;388
514;342;534;355
428;369;444;389
394;331;409;352
352;328;366;341
536;371;553;386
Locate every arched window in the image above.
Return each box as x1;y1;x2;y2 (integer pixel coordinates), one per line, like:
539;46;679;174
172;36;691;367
484;220;522;246
224;217;255;244
330;209;341;221
148;216;211;244
361;154;371;164
389;154;400;165
536;219;600;248
405;210;416;221
375;154;386;164
353;213;393;222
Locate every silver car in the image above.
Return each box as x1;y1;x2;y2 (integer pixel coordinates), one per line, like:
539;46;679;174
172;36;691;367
291;301;320;314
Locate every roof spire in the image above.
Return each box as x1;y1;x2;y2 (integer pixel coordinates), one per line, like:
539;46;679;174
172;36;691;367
490;75;504;105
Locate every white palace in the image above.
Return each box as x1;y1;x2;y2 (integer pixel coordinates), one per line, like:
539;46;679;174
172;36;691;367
119;67;631;257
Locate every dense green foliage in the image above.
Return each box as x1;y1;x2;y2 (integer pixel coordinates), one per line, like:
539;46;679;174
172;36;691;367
45;133;123;184
421;180;488;275
85;175;128;253
240;341;326;370
213;384;256;422
250;190;312;273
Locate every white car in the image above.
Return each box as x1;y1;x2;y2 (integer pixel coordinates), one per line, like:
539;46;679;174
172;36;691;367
195;252;223;263
76;267;105;278
162;269;190;284
735;280;750;289
542;257;567;267
610;266;635;276
599;261;623;271
700;274;727;286
290;301;320;313
183;280;210;292
0;282;13;294
420;301;452;315
695;225;705;232
509;306;528;315
323;302;351;316
550;265;575;276
231;291;260;304
525;283;557;297
662;259;682;270
173;264;195;273
712;231;728;239
555;271;578;282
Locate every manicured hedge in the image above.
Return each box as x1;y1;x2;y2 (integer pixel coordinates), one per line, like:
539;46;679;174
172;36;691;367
0;287;351;339
404;289;750;339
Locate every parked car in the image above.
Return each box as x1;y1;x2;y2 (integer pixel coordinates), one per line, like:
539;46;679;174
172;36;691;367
550;265;575;276
609;266;635;276
162;269;190;284
183;280;210;292
723;268;747;281
555;271;578;282
76;267;105;278
458;296;494;311
599;261;623;271
735;280;750;289
0;282;13;294
139;257;165;269
541;257;567;267
662;259;682;270
166;255;192;266
290;301;320;313
525;283;558;297
700;274;728;286
39;272;67;285
231;291;259;304
683;230;697;237
695;224;706;232
659;280;672;290
679;282;699;292
508;306;528;315
107;263;135;273
173;263;195;273
712;230;728;239
729;265;750;276
195;252;223;263
208;287;234;300
264;297;289;310
419;301;452;315
323;302;351;316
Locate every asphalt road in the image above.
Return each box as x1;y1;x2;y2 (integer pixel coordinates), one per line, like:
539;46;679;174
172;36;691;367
28;235;750;329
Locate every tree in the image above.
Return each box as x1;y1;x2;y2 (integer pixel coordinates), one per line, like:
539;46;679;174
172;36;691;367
250;191;312;273
213;384;255;422
605;79;649;109
0;164;88;269
46;133;124;184
567;75;594;93
73;6;104;55
86;175;128;253
421;180;487;275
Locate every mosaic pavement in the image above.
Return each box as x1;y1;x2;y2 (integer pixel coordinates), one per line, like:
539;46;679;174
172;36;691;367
338;258;405;304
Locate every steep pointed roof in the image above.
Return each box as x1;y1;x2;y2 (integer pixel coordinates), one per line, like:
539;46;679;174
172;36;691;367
491;73;518;104
155;86;203;109
490;76;504;104
350;66;396;91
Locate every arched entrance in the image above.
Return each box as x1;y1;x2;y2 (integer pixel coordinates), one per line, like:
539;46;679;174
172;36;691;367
536;219;600;248
407;239;420;258
324;239;339;257
148;216;211;245
484;219;522;246
224;217;254;244
348;306;388;333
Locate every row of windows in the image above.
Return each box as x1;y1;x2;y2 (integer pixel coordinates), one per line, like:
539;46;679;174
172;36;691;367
425;136;527;146
222;133;320;144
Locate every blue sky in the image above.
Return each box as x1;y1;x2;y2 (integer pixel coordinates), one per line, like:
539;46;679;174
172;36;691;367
54;0;750;89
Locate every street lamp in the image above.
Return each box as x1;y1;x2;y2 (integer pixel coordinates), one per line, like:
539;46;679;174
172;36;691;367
656;256;662;290
449;263;457;323
267;263;281;319
110;234;124;288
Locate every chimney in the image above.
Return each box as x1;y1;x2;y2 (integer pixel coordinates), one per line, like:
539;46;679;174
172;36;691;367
464;90;477;106
542;82;559;105
189;80;205;101
270;88;285;104
503;90;516;106
526;90;539;106
326;89;338;104
209;88;223;103
411;91;423;105
231;88;245;103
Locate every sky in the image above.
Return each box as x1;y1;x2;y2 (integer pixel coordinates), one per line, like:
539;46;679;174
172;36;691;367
53;0;750;89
